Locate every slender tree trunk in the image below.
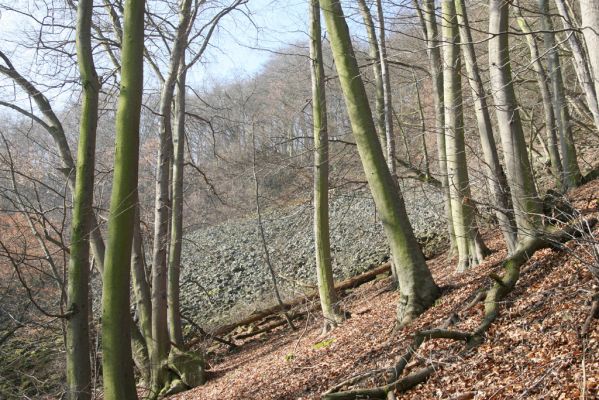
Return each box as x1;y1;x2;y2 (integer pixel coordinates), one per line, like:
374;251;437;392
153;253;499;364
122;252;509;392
414;0;457;255
310;0;342;333
150;0;193;390
580;1;599;100
131;195;152;383
538;0;582;189
489;0;543;240
376;0;396;179
515;10;564;187
553;0;599;133
319;0;439;327
357;0;385;147
101;0;145;396
412;70;431;181
454;0;517;254
67;0;99;397
167;58;186;348
441;0;488;271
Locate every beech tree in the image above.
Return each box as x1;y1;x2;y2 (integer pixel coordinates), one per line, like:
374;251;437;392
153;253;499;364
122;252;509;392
441;0;488;271
489;0;543;239
66;0;100;398
319;0;439;326
310;0;343;332
101;0;146;397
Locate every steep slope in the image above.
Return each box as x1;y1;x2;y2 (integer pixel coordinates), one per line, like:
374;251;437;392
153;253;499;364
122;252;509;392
171;178;599;400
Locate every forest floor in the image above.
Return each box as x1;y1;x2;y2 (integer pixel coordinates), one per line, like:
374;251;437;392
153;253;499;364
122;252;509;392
172;178;599;400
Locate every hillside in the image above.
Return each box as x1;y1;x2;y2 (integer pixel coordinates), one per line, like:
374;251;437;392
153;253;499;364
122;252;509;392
170;179;599;400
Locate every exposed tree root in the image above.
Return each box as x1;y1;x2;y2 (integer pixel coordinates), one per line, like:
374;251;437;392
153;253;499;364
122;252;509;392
322;219;597;400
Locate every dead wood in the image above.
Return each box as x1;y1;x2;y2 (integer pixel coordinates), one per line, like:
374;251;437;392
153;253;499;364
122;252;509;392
212;262;391;336
322;219;597;400
581;292;599;336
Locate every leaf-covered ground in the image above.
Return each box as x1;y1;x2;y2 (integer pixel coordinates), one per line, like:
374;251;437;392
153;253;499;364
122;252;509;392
171;179;599;400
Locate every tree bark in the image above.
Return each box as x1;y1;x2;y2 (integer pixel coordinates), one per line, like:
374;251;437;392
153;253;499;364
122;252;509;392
538;0;582;189
553;0;599;134
310;0;343;332
168;58;187;348
515;8;563;188
489;0;543;240
66;0;99;397
101;0;145;397
413;0;457;255
319;0;440;326
441;0;488;271
580;1;599;102
454;0;517;254
357;0;385;147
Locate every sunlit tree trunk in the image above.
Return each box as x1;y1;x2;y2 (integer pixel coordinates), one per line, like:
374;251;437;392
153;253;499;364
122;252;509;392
66;0;99;397
357;0;385;146
454;0;517;254
376;0;396;179
101;0;145;397
489;0;543;239
168;57;187;348
414;0;457;255
441;0;488;271
515;10;563;187
553;0;599;133
319;0;439;327
150;0;193;390
538;0;582;189
310;0;343;333
580;1;599;99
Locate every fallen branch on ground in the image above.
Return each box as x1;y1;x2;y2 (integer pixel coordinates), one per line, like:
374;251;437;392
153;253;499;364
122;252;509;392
322;219;597;400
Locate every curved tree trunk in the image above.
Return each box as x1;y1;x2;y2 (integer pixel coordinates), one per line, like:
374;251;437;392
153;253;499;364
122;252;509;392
319;0;439;327
580;1;599;100
66;0;99;397
101;0;146;396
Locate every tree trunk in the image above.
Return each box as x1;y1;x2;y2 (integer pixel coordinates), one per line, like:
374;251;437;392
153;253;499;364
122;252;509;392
488;0;543;240
414;0;457;255
538;0;582;189
150;0;193;390
67;0;99;397
553;0;599;134
319;0;439;327
441;0;488;271
580;1;599;101
101;0;145;396
357;0;385;147
168;58;187;348
454;0;517;254
376;0;396;179
310;0;343;332
515;9;563;188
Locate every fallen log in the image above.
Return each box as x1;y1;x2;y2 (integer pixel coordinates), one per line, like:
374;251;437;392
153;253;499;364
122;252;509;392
211;262;392;336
